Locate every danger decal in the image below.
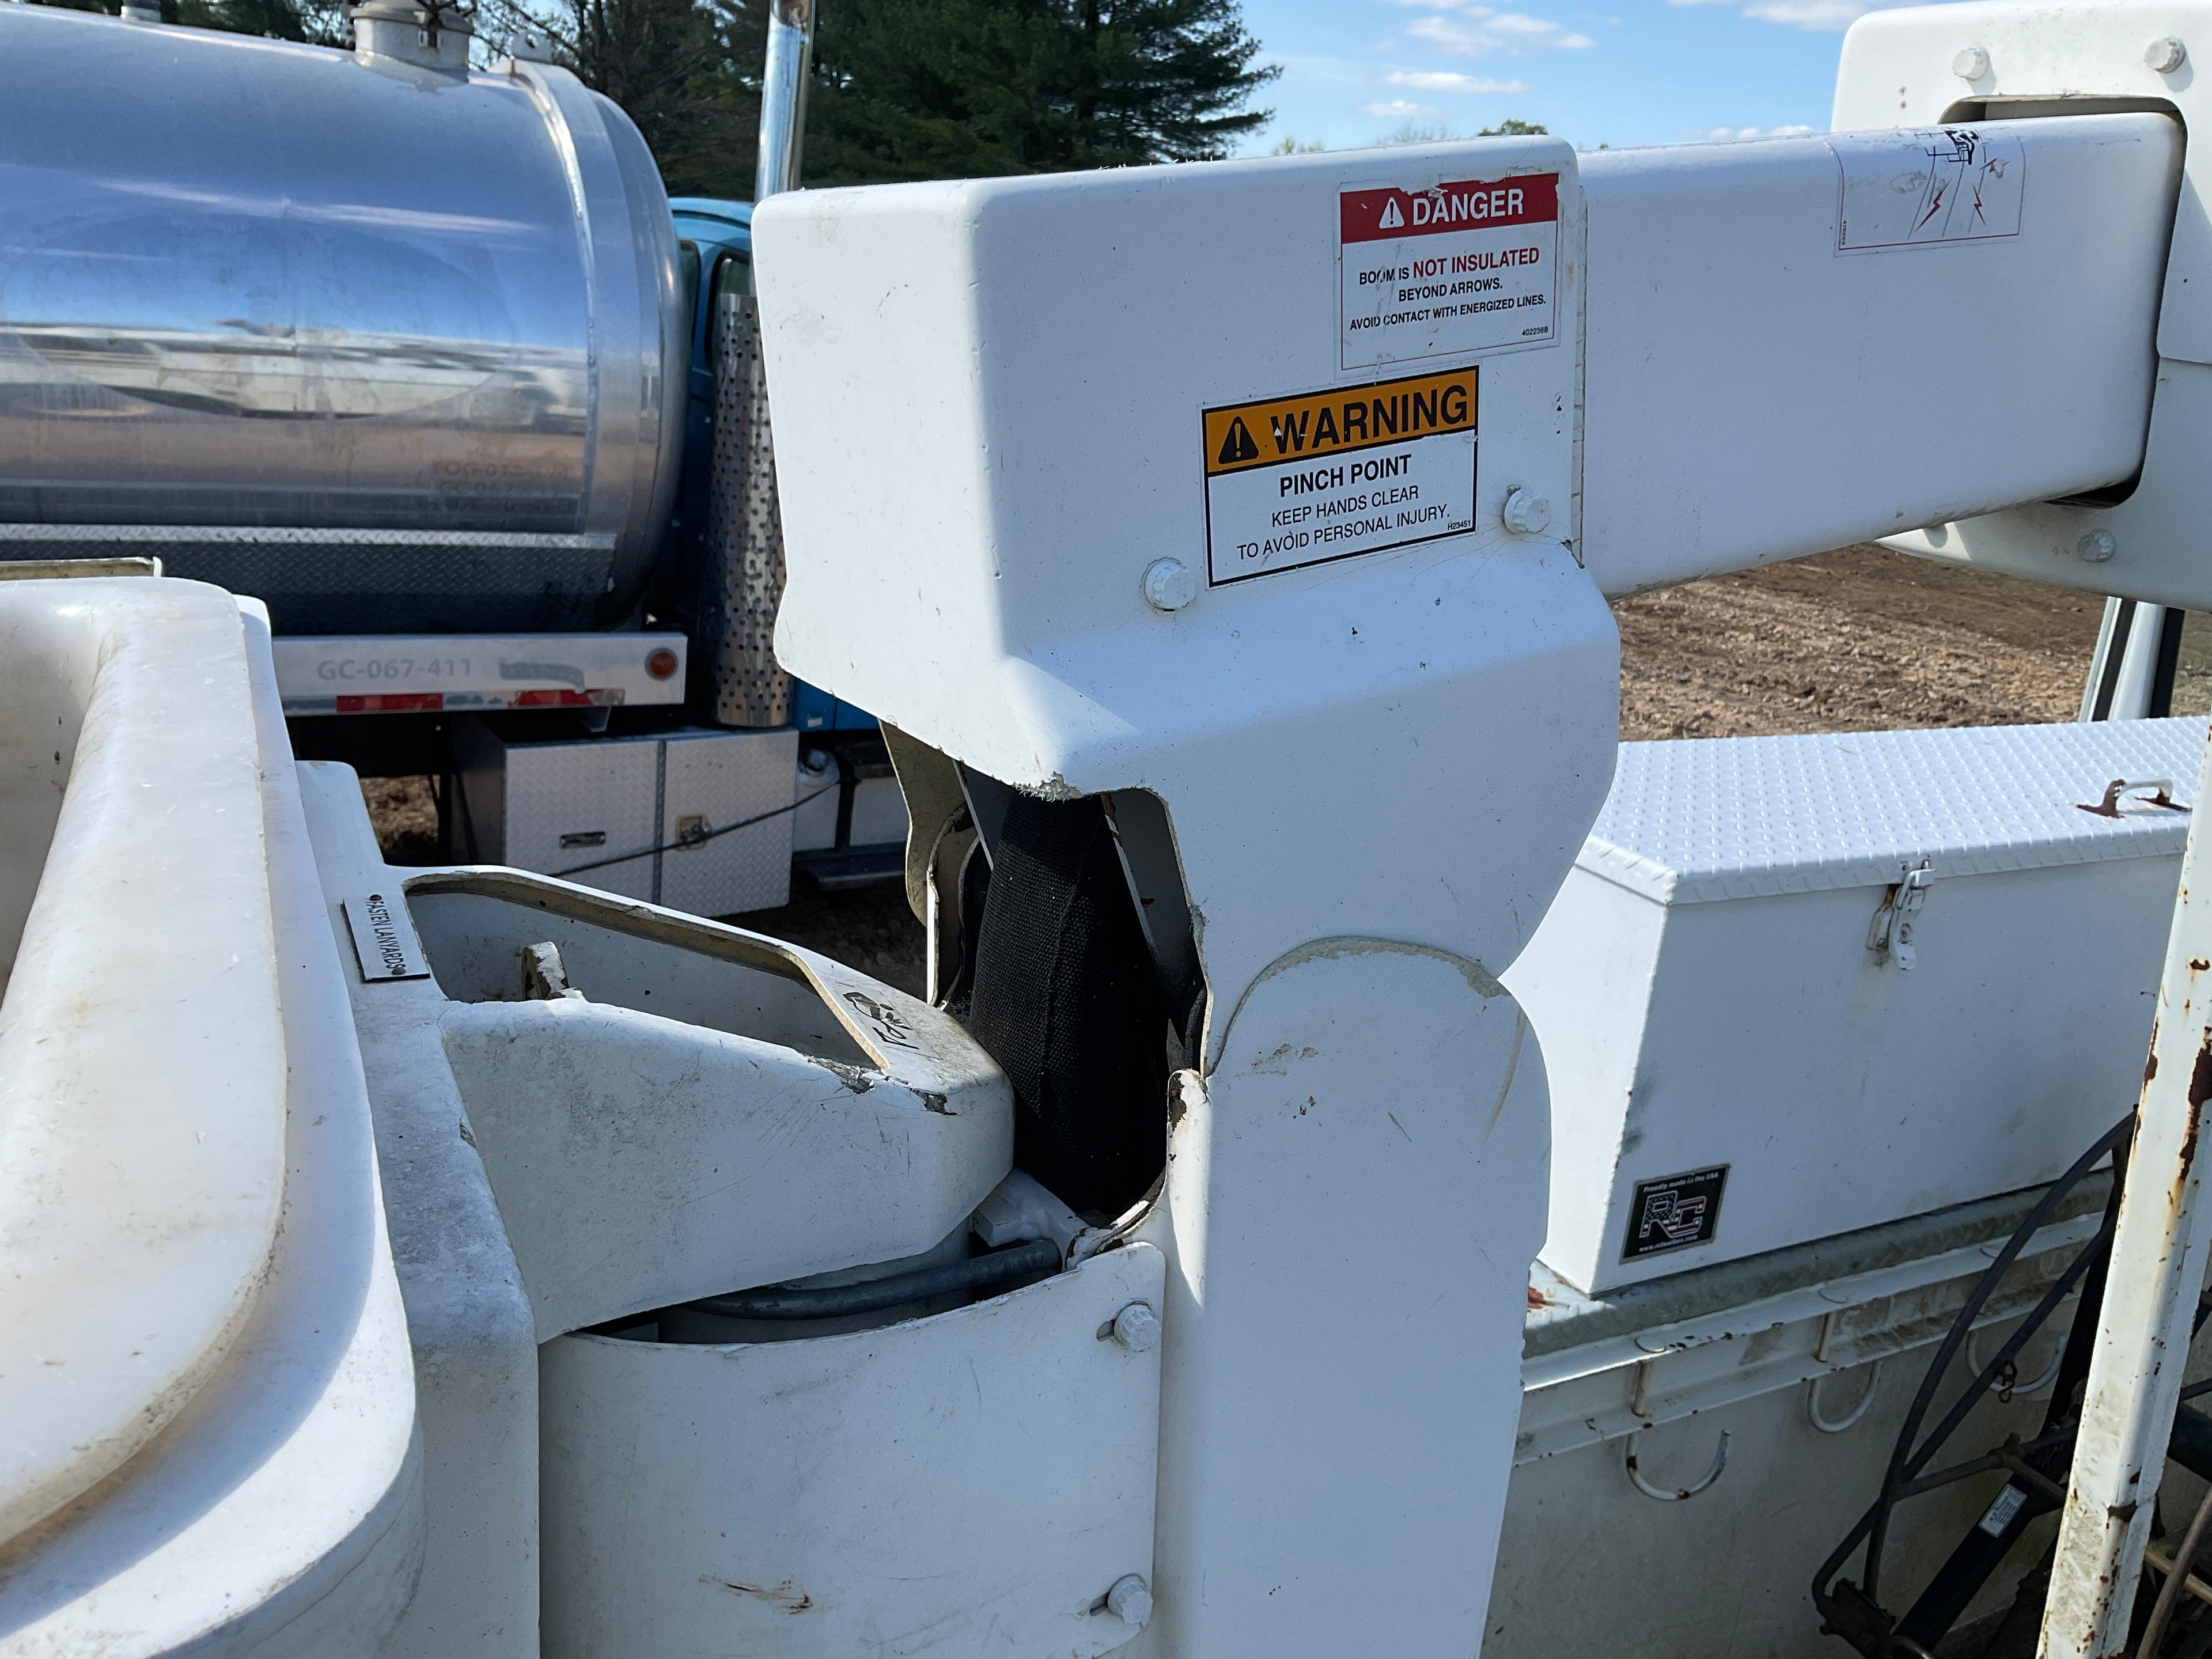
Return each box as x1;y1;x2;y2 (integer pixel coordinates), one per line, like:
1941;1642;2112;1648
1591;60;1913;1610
1202;367;1478;587
1339;172;1559;370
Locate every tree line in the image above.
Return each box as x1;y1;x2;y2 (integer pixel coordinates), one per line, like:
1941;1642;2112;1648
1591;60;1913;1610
34;0;1278;195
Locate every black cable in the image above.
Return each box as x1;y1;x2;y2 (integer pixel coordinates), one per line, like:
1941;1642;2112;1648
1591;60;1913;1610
1813;1220;2119;1650
683;1238;1060;1320
1824;1211;2112;1612
1862;1111;2135;1605
1813;1110;2135;1635
1893;1128;2133;1650
1890;1375;2212;1512
550;781;839;878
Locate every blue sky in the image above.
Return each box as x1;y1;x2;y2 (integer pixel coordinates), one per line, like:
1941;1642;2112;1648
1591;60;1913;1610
1234;0;1942;154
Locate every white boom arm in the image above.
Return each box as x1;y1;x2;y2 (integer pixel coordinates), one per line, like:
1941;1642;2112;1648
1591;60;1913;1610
755;11;2212;1654
1580;118;2176;597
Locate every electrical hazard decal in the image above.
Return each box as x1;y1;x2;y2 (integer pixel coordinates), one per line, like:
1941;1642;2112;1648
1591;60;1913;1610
1339;171;1559;369
1202;367;1478;586
1830;127;2025;252
1622;1165;1728;1262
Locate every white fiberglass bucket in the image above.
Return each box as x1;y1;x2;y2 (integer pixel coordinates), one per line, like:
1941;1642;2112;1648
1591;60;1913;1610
0;577;416;1657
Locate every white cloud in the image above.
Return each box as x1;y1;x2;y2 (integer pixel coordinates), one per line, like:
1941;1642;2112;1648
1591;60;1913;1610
1257;51;1387;86
1406;9;1595;58
1388;69;1534;93
1744;0;1876;23
1668;0;1929;31
1363;99;1446;116
1698;122;1818;139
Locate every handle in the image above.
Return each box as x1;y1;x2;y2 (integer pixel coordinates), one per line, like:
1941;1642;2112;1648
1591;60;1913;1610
1966;1324;2064;1399
1808;1361;1883;1434
1624;1426;1730;1501
2078;777;2186;817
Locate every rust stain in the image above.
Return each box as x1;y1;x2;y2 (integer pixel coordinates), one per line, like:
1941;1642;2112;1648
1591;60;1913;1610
2188;1036;2212;1109
2194;960;2211;974
1527;1285;1554;1311
2182;1033;2212;1184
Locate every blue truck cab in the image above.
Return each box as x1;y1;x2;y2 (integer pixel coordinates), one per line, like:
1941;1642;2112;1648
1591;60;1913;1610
669;198;875;737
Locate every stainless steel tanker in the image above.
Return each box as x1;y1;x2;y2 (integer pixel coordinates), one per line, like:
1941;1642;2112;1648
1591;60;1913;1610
0;2;686;631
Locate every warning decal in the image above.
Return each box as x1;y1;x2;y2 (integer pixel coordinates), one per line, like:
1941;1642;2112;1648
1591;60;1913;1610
1202;366;1478;587
1339;172;1559;369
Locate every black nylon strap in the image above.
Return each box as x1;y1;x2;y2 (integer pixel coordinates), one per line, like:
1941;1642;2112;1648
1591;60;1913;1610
965;794;1167;1217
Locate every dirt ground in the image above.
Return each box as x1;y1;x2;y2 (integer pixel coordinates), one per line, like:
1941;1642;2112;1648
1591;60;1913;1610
359;543;2108;995
1615;543;2103;739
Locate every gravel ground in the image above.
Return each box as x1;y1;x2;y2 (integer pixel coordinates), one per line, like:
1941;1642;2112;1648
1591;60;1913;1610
359;543;2107;993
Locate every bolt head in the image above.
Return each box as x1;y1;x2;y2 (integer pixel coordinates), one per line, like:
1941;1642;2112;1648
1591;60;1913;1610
1141;558;1198;612
1501;487;1553;536
1952;44;1991;79
2078;529;2118;563
1106;1574;1154;1626
2148;36;2188;71
1111;1301;1161;1352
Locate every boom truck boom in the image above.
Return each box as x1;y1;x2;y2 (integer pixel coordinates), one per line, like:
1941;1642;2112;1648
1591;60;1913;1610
15;3;2212;1659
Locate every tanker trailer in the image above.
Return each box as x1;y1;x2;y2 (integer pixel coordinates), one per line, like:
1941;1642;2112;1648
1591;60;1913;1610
0;0;683;629
0;0;899;913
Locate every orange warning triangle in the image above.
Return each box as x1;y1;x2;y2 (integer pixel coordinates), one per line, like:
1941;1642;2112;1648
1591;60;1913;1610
1217;417;1259;467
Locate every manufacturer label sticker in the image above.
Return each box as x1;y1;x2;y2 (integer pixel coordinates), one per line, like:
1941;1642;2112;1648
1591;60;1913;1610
343;891;433;983
1976;1483;2030;1538
1831;127;2025;252
1201;367;1478;586
1339;172;1559;369
1622;1165;1729;1262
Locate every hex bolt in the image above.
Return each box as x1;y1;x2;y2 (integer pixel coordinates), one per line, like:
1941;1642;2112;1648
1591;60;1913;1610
2148;36;2188;71
2078;529;2118;564
1141;558;1199;612
1501;487;1553;536
1111;1300;1161;1352
1106;1573;1154;1626
1952;45;1991;79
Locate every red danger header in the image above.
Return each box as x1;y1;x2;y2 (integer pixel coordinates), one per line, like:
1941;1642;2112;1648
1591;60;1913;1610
1340;173;1559;244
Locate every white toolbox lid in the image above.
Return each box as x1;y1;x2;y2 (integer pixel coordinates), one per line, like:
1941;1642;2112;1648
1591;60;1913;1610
1580;718;2207;904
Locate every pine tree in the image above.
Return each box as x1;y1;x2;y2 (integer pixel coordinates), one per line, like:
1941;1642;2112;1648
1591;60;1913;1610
717;0;1279;187
558;0;749;192
29;0;348;40
27;0;1277;196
